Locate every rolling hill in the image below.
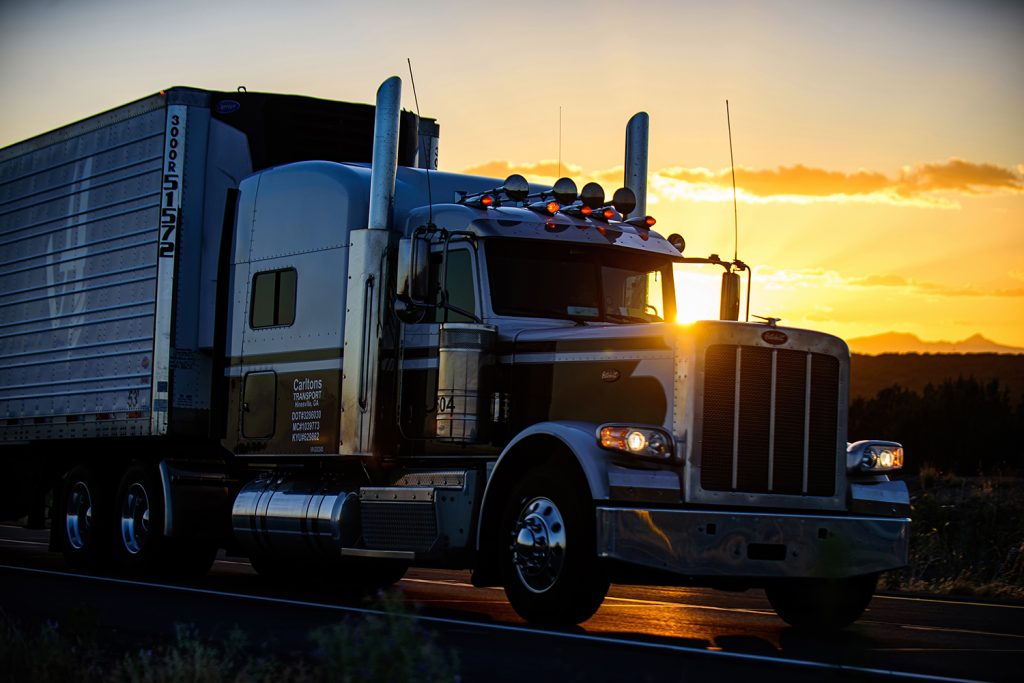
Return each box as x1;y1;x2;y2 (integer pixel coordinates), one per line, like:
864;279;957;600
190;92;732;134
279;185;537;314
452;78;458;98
848;332;1024;355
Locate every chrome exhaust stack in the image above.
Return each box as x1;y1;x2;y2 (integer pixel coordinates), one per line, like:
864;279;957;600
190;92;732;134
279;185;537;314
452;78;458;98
368;76;402;230
340;76;403;456
624;112;649;218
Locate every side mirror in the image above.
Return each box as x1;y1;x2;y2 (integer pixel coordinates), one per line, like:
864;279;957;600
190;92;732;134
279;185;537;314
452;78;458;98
720;271;741;321
397;236;430;302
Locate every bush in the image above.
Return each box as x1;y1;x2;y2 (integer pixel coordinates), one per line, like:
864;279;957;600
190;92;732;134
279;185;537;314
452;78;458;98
1;591;459;683
310;592;458;683
882;474;1024;599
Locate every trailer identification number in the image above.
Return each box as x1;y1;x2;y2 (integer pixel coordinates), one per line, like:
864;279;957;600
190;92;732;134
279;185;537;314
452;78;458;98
159;110;185;259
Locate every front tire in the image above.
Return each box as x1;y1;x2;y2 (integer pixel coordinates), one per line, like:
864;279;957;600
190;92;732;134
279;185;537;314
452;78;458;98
500;468;609;625
766;573;878;630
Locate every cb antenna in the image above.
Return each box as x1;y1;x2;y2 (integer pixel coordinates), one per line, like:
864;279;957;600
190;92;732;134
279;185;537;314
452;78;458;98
407;58;433;224
727;99;739;262
558;106;563;178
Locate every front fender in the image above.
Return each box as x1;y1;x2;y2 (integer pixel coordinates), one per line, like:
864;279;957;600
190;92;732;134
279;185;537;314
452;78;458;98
475;420;610;552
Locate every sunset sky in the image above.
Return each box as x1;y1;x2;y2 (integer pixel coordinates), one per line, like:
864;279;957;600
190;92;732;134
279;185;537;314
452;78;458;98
2;0;1022;346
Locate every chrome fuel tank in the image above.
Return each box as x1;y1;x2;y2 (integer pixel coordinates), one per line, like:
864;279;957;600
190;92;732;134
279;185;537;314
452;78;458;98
231;475;359;558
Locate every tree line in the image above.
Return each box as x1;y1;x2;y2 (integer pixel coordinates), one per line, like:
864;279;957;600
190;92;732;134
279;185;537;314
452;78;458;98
848;376;1024;475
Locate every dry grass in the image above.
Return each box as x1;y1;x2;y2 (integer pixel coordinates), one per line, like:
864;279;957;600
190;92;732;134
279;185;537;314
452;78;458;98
882;469;1024;600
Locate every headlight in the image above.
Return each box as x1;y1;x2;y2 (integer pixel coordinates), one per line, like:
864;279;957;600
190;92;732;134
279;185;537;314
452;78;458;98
598;425;673;460
847;440;904;473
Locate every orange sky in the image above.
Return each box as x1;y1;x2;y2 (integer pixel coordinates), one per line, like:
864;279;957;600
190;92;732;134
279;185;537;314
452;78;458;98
2;0;1022;345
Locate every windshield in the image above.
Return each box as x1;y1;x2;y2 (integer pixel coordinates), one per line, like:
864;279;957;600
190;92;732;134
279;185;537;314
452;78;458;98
486;239;675;323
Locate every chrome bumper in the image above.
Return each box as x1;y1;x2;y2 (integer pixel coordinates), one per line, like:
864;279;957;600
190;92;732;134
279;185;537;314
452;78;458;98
595;507;909;579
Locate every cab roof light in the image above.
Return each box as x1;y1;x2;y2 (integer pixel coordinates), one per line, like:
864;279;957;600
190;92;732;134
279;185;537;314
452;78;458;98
528;200;560;215
561;201;595;219
626;215;656;229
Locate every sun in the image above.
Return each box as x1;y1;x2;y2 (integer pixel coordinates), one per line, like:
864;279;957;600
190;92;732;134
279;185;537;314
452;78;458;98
674;267;727;324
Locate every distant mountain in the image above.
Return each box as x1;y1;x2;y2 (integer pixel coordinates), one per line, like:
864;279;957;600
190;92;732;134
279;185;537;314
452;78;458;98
848;332;1024;355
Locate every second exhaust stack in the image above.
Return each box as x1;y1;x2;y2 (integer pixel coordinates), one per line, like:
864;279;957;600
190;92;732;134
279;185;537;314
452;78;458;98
624;112;649;219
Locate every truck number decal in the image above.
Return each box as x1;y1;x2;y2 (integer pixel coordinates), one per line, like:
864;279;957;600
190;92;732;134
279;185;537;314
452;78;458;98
437;395;457;413
159;113;184;259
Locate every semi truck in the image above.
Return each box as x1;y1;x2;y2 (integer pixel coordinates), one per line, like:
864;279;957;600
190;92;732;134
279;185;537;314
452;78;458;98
0;76;910;629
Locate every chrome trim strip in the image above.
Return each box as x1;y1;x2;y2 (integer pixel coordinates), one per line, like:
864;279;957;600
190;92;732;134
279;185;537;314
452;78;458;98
802;353;811;493
768;349;777;491
731;346;741;490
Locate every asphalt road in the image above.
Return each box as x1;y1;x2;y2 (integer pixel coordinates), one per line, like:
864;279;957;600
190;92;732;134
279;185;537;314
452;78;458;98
1;524;1021;682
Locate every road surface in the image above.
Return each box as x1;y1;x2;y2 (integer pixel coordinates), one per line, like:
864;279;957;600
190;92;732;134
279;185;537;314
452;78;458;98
1;524;1021;682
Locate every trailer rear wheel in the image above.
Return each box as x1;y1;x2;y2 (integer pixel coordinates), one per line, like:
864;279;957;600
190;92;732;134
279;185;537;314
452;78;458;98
60;464;111;571
765;573;878;630
113;462;216;577
500;468;609;625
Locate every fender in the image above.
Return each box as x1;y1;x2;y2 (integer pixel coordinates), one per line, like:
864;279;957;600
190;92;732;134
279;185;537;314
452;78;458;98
475;420;610;552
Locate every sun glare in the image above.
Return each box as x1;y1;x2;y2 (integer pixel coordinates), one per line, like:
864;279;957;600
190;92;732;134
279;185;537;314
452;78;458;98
674;267;725;324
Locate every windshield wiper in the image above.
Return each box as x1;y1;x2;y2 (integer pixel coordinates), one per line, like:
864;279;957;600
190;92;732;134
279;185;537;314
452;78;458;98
603;312;654;324
496;305;593;324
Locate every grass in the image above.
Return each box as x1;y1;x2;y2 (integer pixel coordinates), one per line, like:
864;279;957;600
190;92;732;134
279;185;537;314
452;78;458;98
0;592;459;683
881;467;1024;600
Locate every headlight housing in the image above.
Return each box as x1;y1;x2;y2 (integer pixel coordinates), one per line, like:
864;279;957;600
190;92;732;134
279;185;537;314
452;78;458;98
598;425;673;460
847;440;904;473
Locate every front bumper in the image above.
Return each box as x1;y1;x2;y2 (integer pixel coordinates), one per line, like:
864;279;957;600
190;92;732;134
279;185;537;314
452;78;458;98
596;507;909;579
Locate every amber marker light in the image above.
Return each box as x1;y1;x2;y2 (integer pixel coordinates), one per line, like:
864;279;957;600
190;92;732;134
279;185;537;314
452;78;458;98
645;216;656;227
602;208;616;220
481;194;494;207
546;200;560;214
581;205;593;216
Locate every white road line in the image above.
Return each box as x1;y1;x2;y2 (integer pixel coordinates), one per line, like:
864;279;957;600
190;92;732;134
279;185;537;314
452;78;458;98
0;563;983;683
901;625;1024;640
0;538;47;546
874;649;1024;654
877;594;1024;610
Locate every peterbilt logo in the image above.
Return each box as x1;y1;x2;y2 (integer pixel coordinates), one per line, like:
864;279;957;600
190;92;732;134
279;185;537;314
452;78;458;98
762;330;788;345
601;369;621;382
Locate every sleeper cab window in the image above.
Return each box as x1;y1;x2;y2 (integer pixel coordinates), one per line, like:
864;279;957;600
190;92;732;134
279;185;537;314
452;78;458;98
250;268;297;328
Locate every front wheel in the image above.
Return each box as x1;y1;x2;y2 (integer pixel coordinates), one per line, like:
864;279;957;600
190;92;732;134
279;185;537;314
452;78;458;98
500;469;609;625
765;573;878;630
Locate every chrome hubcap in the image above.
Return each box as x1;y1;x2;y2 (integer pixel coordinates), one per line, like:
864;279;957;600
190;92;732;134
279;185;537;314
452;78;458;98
511;496;567;593
65;481;92;550
120;483;150;555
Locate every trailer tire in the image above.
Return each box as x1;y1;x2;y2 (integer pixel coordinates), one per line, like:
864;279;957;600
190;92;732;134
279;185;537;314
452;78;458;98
112;462;217;577
60;464;112;571
500;468;609;625
765;573;878;630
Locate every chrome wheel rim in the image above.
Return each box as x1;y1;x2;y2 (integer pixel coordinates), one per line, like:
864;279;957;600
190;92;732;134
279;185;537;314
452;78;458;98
65;481;92;550
511;496;567;594
120;483;150;555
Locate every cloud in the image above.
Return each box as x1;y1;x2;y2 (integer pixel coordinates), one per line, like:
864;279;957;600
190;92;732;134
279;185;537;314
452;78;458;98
465;157;1024;208
760;268;1024;298
462;159;584;181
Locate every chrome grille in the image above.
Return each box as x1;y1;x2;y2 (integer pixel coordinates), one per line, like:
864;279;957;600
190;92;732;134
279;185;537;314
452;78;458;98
701;345;838;496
